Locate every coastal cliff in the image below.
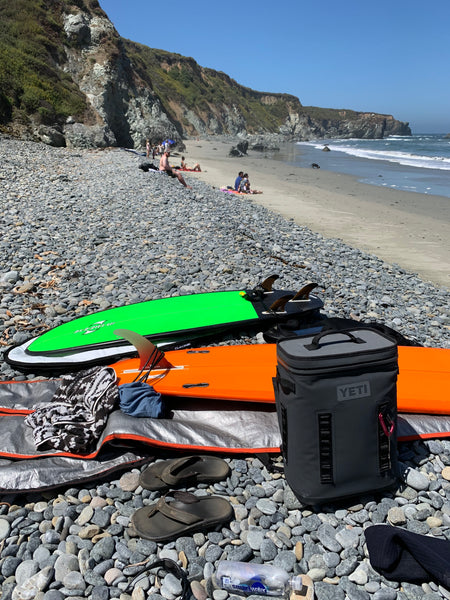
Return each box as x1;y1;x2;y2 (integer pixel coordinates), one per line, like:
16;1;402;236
0;0;411;148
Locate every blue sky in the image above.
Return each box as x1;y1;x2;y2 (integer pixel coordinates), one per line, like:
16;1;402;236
98;0;450;134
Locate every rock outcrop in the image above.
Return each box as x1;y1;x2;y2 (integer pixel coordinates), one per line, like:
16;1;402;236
59;9;179;149
229;141;249;157
279;111;410;140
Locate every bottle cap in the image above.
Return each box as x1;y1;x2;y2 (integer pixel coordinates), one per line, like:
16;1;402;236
290;576;304;591
289;575;314;600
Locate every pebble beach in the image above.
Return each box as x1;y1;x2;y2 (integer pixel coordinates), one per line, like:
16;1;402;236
0;136;450;600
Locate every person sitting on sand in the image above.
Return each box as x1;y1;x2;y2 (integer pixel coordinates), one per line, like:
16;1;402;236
234;171;244;191
239;173;250;193
181;156;201;171
159;151;191;188
238;173;262;194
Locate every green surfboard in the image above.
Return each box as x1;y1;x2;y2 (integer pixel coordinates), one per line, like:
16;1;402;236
29;290;260;354
5;277;323;373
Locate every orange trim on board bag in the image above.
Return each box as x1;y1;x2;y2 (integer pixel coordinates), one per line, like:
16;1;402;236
0;431;281;461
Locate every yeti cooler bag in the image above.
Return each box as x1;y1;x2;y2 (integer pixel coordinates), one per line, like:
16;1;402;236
274;328;399;504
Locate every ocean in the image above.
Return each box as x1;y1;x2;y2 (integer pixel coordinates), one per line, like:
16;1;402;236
274;134;450;199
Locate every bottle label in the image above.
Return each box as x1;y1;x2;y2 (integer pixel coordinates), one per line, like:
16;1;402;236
220;576;275;596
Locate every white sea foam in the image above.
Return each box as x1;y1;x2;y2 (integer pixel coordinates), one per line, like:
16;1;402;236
297;140;450;171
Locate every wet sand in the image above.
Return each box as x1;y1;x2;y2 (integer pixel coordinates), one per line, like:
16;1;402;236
182;139;450;289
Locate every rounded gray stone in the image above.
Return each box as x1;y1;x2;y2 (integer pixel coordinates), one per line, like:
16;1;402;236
90;536;116;562
255;498;277;515
33;546;52;568
323;552;340;568
63;570;86;590
260;538;278;561
54;553;79;582
273;550;297;572
335;527;359;548
336;556;359;577
15;559;40;586
162;572;183;596
1;556;22;578
388;506;407;525
314;581;345;600
247;528;265;550
43;591;65;600
0;518;11;540
404;468;430;491
316;523;342;552
373;587;398;600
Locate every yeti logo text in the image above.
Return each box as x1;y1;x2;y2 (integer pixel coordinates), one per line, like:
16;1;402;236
337;381;371;400
73;321;114;335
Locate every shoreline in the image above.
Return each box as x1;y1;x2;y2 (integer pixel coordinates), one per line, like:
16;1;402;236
182;139;450;289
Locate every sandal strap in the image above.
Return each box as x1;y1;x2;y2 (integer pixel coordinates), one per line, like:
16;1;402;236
149;494;201;526
160;456;200;486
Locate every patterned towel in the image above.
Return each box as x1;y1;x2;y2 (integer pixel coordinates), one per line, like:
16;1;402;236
25;367;118;453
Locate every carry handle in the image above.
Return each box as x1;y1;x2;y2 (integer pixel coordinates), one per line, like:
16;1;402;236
304;329;365;351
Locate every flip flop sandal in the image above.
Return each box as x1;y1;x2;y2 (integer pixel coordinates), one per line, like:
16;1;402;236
131;491;234;542
139;455;231;491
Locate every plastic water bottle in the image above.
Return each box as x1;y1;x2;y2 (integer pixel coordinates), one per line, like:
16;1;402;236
214;561;311;598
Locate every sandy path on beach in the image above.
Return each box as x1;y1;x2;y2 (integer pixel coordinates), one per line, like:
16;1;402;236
181;139;449;289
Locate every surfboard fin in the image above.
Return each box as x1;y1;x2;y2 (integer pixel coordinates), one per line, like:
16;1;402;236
244;274;280;301
269;294;294;312
114;329;172;370
258;274;279;292
290;282;318;301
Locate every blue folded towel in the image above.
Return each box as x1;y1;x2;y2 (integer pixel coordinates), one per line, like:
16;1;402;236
118;382;164;418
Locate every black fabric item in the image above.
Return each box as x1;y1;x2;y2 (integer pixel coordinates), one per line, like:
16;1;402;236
365;525;450;588
320;318;423;347
264;316;422;347
139;161;158;171
124;558;190;599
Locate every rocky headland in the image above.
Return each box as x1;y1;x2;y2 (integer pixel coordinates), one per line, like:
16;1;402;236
0;1;411;149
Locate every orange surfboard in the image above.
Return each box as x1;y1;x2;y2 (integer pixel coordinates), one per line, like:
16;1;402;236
112;344;450;415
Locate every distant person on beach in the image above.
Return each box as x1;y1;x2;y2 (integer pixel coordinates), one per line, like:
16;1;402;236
234;171;244;191
159;151;191;188
181;156;201;171
146;139;150;158
239;173;250;193
238;173;262;194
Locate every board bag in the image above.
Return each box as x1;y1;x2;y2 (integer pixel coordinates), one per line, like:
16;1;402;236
273;328;399;505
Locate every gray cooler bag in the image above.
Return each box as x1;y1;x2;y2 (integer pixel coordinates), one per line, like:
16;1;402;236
274;328;399;504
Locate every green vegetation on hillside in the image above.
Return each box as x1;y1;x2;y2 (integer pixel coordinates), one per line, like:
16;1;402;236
124;41;301;133
0;0;89;126
123;40;382;134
